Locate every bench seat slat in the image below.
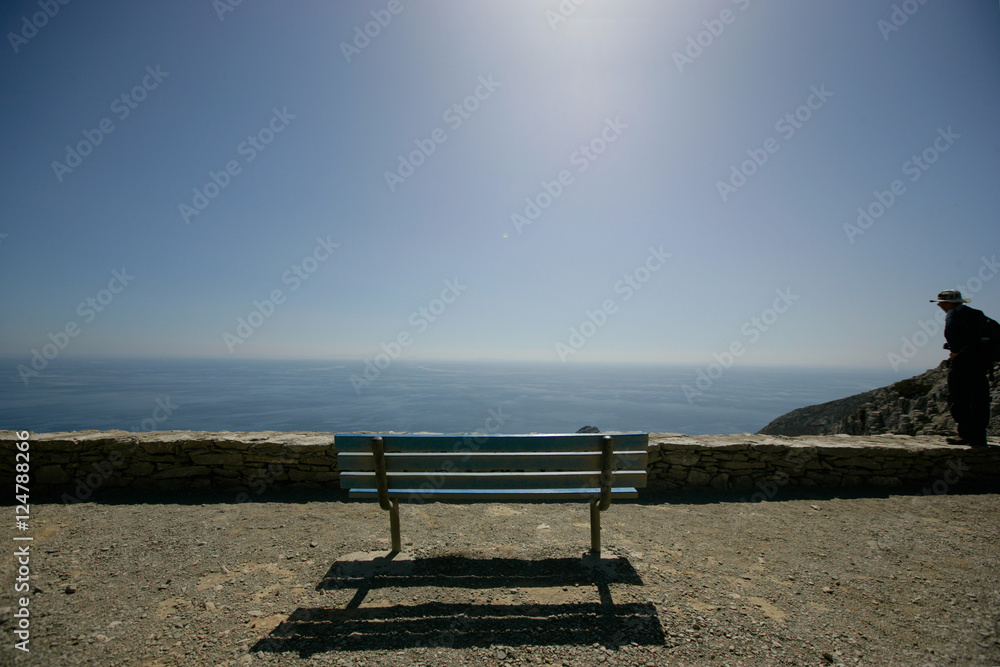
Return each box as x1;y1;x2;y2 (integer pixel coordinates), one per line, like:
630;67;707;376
340;470;646;491
335;433;648;453
337;451;648;473
348;487;640;502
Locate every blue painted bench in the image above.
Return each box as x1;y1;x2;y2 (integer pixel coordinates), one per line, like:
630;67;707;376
335;432;648;554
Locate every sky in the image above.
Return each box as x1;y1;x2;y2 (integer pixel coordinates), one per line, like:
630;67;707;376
1;0;998;376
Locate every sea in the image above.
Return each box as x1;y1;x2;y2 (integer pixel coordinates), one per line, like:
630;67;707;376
0;357;904;435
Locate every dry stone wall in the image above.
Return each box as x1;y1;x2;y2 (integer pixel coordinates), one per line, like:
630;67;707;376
1;431;997;502
645;434;998;498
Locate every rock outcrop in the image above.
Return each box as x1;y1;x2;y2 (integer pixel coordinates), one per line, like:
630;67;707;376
759;361;1000;437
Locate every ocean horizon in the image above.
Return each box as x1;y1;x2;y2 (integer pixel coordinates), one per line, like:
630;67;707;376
0;357;909;436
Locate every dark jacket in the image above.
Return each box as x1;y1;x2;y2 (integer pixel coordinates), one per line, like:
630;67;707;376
944;305;988;363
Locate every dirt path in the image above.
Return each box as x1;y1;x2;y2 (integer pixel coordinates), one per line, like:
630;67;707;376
2;489;999;666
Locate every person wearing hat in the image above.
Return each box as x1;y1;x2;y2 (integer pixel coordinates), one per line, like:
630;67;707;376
931;289;991;447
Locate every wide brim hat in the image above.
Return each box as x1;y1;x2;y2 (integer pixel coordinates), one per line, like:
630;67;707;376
931;289;971;303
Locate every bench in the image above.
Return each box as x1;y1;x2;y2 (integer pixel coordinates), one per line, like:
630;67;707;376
335;432;648;554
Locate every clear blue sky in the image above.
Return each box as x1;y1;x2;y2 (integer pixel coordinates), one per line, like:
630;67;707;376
2;0;998;374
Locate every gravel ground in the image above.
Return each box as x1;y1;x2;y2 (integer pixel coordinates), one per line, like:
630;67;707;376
2;488;999;667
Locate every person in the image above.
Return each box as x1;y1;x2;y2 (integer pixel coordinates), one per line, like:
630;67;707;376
931;289;991;447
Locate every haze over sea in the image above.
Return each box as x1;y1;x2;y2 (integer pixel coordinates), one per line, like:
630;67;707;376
0;358;903;436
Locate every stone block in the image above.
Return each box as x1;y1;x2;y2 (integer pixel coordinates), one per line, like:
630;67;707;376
664;467;689;481
707;443;748;451
662;452;701;466
288;469;338;483
687;470;711;487
838;457;884;470
152;466;211;480
35;465;71;485
243;444;287;457
709;473;729;491
190;453;245;466
140;441;176;455
214;440;253;450
724;461;767;470
285;443;336;454
126;462;156;477
644;478;677;491
731;475;754;491
749;444;790;454
300;454;337;466
175;438;216;451
36;439;84;452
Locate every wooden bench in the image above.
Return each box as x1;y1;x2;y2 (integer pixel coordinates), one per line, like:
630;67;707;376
335;432;648;554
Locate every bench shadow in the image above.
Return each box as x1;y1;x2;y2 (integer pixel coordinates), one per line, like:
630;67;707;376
251;554;664;657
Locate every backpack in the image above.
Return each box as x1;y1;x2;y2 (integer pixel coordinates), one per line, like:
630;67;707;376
981;313;1000;365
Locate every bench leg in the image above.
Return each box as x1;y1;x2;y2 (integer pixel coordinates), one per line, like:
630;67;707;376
590;498;601;554
389;499;401;553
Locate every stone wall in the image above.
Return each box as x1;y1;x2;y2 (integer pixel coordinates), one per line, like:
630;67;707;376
645;433;998;497
1;431;997;503
1;431;339;503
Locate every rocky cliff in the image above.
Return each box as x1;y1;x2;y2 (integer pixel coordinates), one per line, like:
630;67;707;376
759;361;1000;437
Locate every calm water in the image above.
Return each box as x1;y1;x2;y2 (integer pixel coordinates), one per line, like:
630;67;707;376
0;357;902;435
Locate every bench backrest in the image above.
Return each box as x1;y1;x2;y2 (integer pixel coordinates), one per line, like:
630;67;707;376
335;433;648;503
